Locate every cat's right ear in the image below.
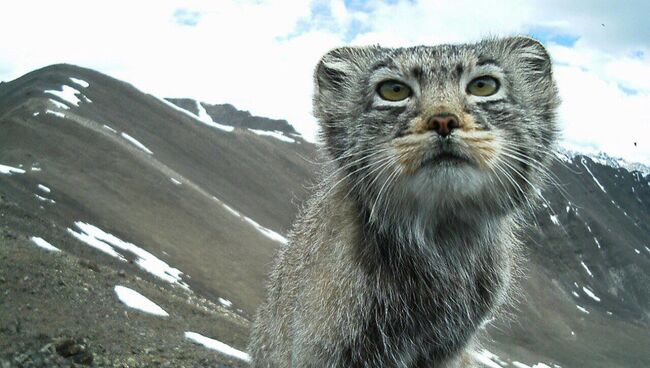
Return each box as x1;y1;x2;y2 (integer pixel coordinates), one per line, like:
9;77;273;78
314;46;379;94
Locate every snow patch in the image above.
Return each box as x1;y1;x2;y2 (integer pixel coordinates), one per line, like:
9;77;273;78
576;305;589;314
0;164;26;175
38;184;51;193
45;110;65;118
69;77;89;88
248;128;295;143
195;100;234;132
31;167;41;172
572;291;580;298
513;362;552;368
156;97;234;132
114;285;168;317
220;202;288;244
67;226;125;260
103;125;117;133
634;248;640;254
554;151;573;164
582;287;601;302
67;222;189;289
221;203;241;217
34;194;55;204
121;133;153;154
218;297;232;308
170;178;182;185
30;237;61;252
580;158;606;193
580;261;594;277
472;349;506;368
593;237;601;249
44;85;82;107
33;112;40;116
184;332;250;362
49;98;69;110
513;362;531;368
550;215;560;226
243;216;289;245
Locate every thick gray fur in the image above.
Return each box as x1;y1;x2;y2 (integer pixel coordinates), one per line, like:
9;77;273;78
248;36;560;367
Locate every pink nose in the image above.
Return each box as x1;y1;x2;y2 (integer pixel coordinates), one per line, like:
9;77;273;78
428;114;459;137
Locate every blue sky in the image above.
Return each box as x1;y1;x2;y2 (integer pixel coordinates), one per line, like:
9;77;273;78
1;0;649;164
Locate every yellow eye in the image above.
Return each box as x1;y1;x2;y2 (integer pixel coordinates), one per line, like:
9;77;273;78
467;76;499;96
377;80;412;101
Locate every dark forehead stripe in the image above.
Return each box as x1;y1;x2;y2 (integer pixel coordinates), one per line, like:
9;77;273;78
476;57;499;67
370;60;392;72
411;66;422;78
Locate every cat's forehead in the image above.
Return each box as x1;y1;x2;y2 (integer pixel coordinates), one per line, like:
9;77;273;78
376;44;489;74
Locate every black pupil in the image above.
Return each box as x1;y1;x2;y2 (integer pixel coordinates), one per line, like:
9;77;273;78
392;85;401;93
476;81;485;88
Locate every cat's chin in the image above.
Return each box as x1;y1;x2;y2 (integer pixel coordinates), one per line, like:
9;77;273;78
401;162;495;208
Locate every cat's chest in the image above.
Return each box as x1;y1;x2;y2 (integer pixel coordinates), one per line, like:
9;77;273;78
350;259;499;364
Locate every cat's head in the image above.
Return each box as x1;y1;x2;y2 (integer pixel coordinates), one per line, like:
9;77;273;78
313;36;559;224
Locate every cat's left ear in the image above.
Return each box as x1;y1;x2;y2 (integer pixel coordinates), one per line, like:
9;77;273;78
501;36;553;79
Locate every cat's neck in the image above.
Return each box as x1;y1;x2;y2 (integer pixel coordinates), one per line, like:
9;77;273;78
318;174;515;278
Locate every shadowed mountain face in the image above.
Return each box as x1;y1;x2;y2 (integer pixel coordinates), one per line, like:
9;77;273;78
0;64;648;367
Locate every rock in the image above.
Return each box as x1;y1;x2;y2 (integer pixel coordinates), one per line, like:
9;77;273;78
55;338;84;357
72;351;94;365
79;259;100;272
39;342;55;353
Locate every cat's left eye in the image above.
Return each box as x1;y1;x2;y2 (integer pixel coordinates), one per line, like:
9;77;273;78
467;76;500;96
377;80;412;101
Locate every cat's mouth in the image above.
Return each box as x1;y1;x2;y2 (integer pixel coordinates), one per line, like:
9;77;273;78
422;152;469;167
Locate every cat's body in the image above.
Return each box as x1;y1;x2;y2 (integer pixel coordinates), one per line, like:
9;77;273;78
249;37;559;367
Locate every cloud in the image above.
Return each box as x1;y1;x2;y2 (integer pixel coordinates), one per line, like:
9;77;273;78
173;9;203;27
554;63;650;164
0;0;648;165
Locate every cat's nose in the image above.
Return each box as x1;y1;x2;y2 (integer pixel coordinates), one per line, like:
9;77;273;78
428;114;459;137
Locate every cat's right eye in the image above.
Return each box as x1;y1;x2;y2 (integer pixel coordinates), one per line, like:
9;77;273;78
466;76;500;96
377;80;412;101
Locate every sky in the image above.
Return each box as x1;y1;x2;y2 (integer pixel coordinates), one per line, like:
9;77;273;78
1;0;649;165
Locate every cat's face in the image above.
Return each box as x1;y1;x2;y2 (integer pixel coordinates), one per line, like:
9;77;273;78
314;37;559;222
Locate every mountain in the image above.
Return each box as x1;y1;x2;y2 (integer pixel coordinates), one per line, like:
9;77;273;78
0;64;648;367
0;63;317;367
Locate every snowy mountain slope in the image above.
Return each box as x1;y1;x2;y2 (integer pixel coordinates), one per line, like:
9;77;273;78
482;153;650;368
0;64;318;365
0;64;648;367
0;64;318;314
